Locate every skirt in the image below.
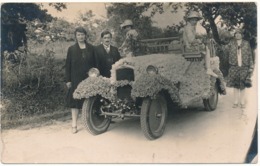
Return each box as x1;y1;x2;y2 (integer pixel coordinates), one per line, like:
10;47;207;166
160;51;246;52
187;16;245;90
65;86;84;109
226;66;250;89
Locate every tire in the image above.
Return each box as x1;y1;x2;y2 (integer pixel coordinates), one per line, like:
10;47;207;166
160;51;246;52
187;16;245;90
140;94;168;140
203;83;219;111
82;96;111;135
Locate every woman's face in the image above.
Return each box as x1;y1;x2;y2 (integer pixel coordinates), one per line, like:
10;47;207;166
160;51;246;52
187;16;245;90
123;26;132;33
76;32;86;42
235;32;243;40
188;18;199;26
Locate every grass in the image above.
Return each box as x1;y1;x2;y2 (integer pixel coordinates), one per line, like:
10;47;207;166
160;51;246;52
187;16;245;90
1;40;76;130
28;40;74;60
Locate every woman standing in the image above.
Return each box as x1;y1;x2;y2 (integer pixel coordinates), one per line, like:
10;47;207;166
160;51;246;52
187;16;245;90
65;27;96;133
227;29;254;108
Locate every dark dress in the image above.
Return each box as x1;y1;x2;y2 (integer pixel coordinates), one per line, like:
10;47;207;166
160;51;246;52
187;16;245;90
65;42;97;109
95;44;121;77
226;39;254;89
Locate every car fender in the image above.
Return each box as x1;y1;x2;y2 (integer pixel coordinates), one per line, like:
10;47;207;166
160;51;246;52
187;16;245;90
73;76;114;100
132;74;180;102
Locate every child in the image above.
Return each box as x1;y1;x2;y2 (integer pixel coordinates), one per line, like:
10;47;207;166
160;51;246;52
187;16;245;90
119;19;139;57
183;11;218;78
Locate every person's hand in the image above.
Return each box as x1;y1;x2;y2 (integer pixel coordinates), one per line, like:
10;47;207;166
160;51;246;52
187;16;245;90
66;82;71;88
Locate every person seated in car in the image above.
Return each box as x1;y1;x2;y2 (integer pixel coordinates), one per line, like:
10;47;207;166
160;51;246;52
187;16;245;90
182;11;218;78
119;19;139;57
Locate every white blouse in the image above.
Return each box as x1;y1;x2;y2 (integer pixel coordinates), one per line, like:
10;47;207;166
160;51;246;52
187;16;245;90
237;40;242;67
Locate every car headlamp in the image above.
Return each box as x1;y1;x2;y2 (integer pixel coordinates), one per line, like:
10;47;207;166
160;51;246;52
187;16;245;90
146;65;158;74
88;68;100;77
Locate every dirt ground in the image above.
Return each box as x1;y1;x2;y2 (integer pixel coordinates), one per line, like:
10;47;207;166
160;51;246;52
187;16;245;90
1;72;258;164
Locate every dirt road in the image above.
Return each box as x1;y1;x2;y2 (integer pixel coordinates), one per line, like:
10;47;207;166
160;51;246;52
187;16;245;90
1;75;257;163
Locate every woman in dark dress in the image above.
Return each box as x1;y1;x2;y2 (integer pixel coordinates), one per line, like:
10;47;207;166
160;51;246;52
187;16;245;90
226;29;254;108
65;27;96;133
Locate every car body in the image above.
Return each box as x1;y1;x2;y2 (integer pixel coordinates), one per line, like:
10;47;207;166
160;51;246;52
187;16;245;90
73;37;226;140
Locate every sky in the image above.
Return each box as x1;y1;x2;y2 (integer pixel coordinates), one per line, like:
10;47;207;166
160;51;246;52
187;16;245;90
42;3;108;21
42;2;206;34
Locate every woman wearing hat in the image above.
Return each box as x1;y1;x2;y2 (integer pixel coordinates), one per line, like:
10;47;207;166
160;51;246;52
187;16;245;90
182;11;218;78
226;29;254;108
119;19;139;57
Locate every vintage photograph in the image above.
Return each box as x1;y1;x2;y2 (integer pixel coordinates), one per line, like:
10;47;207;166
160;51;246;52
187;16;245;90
0;1;258;163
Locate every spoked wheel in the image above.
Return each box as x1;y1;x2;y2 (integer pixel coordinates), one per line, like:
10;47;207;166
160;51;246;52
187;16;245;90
82;96;111;135
203;83;219;111
140;94;168;140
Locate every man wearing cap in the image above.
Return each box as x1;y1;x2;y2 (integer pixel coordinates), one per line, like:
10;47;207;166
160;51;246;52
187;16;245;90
182;11;218;78
95;30;121;77
119;19;139;57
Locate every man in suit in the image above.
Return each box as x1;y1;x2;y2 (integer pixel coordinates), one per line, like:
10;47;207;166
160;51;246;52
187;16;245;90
95;30;121;77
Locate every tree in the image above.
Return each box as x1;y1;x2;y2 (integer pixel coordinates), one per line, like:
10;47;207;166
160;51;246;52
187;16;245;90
106;3;164;46
186;3;256;48
1;3;67;52
151;2;257;48
1;3;67;24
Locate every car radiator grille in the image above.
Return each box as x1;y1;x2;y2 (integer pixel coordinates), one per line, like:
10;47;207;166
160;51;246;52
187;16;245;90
116;68;134;100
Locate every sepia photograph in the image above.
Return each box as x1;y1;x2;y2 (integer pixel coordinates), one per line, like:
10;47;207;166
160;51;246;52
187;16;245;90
0;1;258;164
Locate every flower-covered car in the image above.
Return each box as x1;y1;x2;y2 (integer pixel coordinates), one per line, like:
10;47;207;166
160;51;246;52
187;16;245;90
73;37;226;140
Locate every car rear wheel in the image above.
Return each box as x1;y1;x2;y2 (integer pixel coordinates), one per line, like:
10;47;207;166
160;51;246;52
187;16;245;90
140;94;168;140
203;83;218;111
82;96;111;135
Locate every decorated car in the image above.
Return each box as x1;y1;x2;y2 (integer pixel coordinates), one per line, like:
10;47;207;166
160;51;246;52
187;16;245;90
73;37;226;140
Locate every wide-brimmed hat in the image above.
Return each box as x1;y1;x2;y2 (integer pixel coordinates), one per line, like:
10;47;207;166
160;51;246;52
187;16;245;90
120;19;133;29
186;11;203;20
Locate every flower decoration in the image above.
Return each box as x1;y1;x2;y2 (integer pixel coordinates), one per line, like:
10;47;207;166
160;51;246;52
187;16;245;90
75;53;226;107
73;76;114;100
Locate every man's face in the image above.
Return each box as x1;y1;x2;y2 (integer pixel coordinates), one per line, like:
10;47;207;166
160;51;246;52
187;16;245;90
102;34;112;46
76;32;86;42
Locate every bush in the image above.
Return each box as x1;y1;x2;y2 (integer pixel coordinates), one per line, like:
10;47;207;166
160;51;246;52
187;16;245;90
1;48;67;124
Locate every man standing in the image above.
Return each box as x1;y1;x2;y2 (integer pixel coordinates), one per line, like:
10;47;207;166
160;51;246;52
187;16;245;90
95;30;121;77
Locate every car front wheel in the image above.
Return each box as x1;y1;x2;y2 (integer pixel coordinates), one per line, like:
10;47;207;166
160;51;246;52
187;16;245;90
82;96;111;135
140;94;168;140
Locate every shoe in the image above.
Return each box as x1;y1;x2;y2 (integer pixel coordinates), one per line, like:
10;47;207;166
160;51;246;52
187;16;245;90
221;89;227;95
232;104;239;108
207;69;218;78
72;127;77;134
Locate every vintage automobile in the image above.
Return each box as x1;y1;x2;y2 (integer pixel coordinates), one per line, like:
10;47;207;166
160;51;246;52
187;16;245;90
73;36;226;140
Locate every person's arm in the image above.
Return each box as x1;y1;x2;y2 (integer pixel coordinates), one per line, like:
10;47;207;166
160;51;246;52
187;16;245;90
120;33;130;49
182;26;191;48
115;47;121;62
65;47;72;88
94;47;100;70
246;41;254;72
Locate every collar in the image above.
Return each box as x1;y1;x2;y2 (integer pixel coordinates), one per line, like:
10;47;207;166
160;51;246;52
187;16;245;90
103;44;110;49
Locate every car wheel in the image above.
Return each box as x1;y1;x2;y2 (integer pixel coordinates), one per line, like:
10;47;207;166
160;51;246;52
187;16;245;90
82;96;111;135
203;83;218;111
140;94;168;140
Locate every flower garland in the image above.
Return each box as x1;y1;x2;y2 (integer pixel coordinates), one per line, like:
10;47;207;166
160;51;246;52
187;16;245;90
112;54;220;106
132;74;180;102
74;53;226;107
73;76;114;100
